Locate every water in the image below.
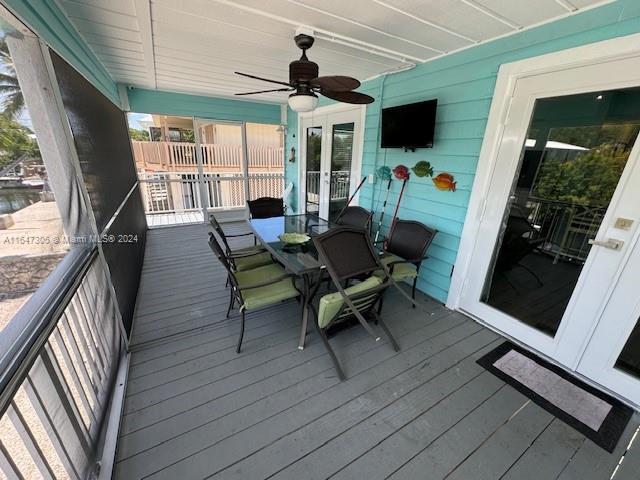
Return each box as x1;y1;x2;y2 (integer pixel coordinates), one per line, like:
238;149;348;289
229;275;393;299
0;188;41;215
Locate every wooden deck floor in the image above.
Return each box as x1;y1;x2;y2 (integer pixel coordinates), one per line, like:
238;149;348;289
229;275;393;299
115;223;640;480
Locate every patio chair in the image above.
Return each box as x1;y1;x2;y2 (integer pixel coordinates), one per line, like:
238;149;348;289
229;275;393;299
375;219;437;308
335;206;373;230
209;214;272;273
208;232;300;353
247;196;284;219
313;226;400;380
494;213;546;289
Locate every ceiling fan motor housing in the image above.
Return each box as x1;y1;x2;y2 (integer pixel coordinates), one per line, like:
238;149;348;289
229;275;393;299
289;59;318;85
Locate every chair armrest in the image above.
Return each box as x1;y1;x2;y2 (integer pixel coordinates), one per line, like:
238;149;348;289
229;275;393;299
385;254;429;267
228;249;268;259
224;232;255;238
239;273;296;290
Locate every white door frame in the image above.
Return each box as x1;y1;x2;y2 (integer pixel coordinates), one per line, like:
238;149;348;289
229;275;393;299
448;32;640;311
193;118;248;222
297;103;366;216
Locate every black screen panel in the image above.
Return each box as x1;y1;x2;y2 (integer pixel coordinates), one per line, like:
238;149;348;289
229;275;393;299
101;188;146;335
51;50;138;232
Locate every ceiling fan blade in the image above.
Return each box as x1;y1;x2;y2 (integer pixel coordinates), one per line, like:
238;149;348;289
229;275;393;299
234;72;292;87
311;76;360;92
235;87;294;96
320;90;374;104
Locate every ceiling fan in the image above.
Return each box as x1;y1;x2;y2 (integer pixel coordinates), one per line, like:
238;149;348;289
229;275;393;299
234;33;374;112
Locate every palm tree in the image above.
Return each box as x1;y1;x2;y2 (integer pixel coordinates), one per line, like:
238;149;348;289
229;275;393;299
0;38;23;118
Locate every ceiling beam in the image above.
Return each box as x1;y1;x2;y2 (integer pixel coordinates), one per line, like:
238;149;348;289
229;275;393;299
206;0;426;63
133;0;157;89
554;0;578;12
286;0;444;54
459;0;521;30
372;0;478;44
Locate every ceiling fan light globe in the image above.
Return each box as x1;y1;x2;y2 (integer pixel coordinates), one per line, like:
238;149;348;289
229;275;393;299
288;93;318;112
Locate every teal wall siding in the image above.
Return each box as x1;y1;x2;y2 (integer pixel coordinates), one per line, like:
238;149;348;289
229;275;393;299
284;106;298;211
285;0;640;303
4;0;120;106
127;88;281;124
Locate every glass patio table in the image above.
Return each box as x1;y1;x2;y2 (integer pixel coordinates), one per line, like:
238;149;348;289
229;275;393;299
249;214;335;350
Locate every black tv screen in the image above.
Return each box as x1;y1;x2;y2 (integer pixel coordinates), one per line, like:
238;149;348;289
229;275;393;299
381;99;437;149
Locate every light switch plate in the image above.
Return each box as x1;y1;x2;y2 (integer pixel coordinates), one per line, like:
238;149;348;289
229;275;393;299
614;218;634;230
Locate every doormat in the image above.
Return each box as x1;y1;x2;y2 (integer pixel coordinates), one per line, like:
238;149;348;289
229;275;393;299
477;342;633;452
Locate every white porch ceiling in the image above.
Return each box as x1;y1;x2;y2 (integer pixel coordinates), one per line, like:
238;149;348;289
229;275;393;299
57;0;611;104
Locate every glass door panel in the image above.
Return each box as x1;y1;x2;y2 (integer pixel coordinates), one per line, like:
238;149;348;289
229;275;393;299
305;126;322;215
197;121;245;211
481;88;640;337
616;318;640;378
328;122;355;223
128;113;204;226
245;123;284;201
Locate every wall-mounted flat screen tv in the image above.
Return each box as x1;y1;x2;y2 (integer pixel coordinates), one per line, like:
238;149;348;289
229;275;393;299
381;99;437;150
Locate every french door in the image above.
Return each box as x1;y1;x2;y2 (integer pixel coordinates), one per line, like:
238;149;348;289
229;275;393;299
459;54;640;405
300;106;363;222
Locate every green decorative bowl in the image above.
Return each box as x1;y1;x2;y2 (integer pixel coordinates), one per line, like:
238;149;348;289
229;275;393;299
278;233;310;245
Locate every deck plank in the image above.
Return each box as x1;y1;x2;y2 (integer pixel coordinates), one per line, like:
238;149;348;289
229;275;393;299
114;223;640;480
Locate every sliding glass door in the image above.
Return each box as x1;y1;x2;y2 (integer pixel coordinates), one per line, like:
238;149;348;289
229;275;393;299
128;116;284;226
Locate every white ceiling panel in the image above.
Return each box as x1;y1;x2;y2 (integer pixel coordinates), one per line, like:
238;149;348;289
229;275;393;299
55;0;612;103
292;0;472;53
378;0;514;41
476;0;567;26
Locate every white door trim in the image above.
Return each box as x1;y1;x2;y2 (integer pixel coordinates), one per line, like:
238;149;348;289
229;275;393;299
296;104;366;215
447;32;640;310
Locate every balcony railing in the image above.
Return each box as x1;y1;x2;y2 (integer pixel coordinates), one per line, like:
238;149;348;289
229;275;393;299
138;172;285;214
0;248;123;479
516;195;607;263
132;141;284;173
305;171;351;205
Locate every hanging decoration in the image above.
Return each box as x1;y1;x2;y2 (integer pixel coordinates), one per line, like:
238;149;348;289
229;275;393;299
432;172;457;192
376;165;392;181
411;160;434;178
392;164;410;180
388;164;410;244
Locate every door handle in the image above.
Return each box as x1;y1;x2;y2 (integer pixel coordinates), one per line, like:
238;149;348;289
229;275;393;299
588;238;624;250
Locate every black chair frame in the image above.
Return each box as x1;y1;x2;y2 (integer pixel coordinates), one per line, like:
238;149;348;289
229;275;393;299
209;214;261;256
380;219;437;309
247;196;285;219
208;232;300;353
313;226;400;380
335;206;373;231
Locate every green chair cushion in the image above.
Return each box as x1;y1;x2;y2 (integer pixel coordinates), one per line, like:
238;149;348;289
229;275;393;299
236;264;299;311
318;276;382;329
373;254;418;281
233;251;273;271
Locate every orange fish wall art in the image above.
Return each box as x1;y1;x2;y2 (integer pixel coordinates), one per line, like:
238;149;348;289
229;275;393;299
432;172;456;192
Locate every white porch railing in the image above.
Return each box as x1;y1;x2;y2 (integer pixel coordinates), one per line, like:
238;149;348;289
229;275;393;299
132;141;284;172
138;171;285;214
306;170;351;200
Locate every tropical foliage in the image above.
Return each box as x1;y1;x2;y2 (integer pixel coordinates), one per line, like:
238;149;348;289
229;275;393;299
0;114;39;168
0;38;23;119
129;128;150;141
532;124;640;207
0;37;39;168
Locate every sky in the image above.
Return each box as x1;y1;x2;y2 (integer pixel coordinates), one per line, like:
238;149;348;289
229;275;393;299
127;112;149;130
